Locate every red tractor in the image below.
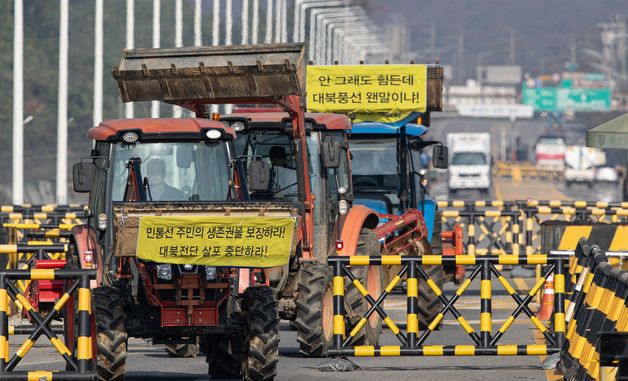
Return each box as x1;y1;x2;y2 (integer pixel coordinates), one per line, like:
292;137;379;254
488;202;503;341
103;43;388;359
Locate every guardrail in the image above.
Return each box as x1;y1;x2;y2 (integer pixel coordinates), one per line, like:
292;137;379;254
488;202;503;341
326;253;568;357
438;200;628;256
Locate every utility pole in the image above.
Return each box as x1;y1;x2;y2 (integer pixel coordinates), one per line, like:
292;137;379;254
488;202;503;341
457;29;465;83
125;0;134;118
173;0;183;118
212;0;220;46
151;0;160;118
211;0;220;115
509;29;516;65
225;0;233;45
13;0;24;204
57;0;69;204
194;0;202;46
617;14;626;79
429;23;436;62
94;0;103;125
252;0;259;44
242;0;249;44
265;0;273;44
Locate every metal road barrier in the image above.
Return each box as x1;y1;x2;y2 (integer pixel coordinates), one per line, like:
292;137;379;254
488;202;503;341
0;268;95;381
326;253;568;357
438;200;628;256
493;161;563;180
557;240;628;380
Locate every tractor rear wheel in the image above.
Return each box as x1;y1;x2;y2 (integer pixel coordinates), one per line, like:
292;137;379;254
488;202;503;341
295;229;379;357
295;262;334;357
93;286;127;381
418;216;444;330
351;229;383;345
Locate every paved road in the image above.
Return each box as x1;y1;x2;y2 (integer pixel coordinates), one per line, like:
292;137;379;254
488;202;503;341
11;274;558;381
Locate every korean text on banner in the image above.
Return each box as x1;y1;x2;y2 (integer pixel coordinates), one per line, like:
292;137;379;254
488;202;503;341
136;216;296;267
306;65;427;123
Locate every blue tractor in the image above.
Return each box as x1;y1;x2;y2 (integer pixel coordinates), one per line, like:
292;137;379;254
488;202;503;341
350;114;464;327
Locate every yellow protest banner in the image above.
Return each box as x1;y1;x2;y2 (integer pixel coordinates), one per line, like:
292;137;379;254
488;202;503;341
136;216;295;268
306;64;427;123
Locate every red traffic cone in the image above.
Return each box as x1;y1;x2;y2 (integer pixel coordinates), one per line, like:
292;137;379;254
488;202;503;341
537;274;554;321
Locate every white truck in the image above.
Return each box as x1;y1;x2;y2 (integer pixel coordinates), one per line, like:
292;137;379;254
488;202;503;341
447;133;491;194
564;145;606;187
535;135;566;172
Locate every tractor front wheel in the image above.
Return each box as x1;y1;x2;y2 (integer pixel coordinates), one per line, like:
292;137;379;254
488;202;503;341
92;286;128;381
242;286;280;380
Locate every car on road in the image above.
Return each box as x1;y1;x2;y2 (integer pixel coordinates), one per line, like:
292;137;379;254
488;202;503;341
595;166;619;183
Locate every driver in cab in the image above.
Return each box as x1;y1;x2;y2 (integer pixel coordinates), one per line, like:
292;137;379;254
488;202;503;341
146;159;184;201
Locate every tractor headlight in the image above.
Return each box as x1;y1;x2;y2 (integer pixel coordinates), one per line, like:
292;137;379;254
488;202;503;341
231;121;246;132
205;266;217;280
183;264;193;271
156;264;172;280
122;131;139;143
206;129;222;140
418;168;427;177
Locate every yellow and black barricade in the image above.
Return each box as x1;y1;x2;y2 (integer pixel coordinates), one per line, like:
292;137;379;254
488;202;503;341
0;268;95;381
557;242;628;381
327;253;568;357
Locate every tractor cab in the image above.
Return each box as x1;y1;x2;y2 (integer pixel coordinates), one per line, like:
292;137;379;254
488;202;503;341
76;117;244;236
222;112;353;259
350;118;446;242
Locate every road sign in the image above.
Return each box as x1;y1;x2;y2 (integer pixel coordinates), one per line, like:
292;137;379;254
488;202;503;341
522;88;557;111
522;87;611;112
306;64;428;123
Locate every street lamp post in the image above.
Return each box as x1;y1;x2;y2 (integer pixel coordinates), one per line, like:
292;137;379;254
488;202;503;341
310;4;350;62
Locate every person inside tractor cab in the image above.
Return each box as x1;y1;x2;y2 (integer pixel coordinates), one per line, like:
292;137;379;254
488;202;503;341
268;145;297;199
146;158;185;201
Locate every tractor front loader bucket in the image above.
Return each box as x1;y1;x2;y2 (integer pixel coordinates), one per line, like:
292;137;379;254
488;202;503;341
112;43;306;104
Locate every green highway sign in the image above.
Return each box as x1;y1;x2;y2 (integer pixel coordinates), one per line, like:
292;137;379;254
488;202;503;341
522;88;557;111
557;88;612;111
522;87;612;112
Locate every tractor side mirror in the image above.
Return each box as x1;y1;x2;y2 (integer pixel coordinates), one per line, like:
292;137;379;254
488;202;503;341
248;160;271;192
321;140;341;169
72;162;96;193
432;145;449;169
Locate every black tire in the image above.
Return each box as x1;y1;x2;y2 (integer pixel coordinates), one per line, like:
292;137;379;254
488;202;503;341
166;342;199;358
418;265;444;330
208;287;280;381
242;286;279;381
351;229;383;345
295;262;334;357
207;335;245;380
420;216;444;330
93;286;127;381
295;262;368;357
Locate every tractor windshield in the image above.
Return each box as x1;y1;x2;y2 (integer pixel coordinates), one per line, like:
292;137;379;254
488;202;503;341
350;138;399;190
110;141;231;202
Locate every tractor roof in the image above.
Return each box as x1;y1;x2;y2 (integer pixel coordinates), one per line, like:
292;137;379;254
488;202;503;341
222;112;351;131
88;118;235;141
351;122;428;137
